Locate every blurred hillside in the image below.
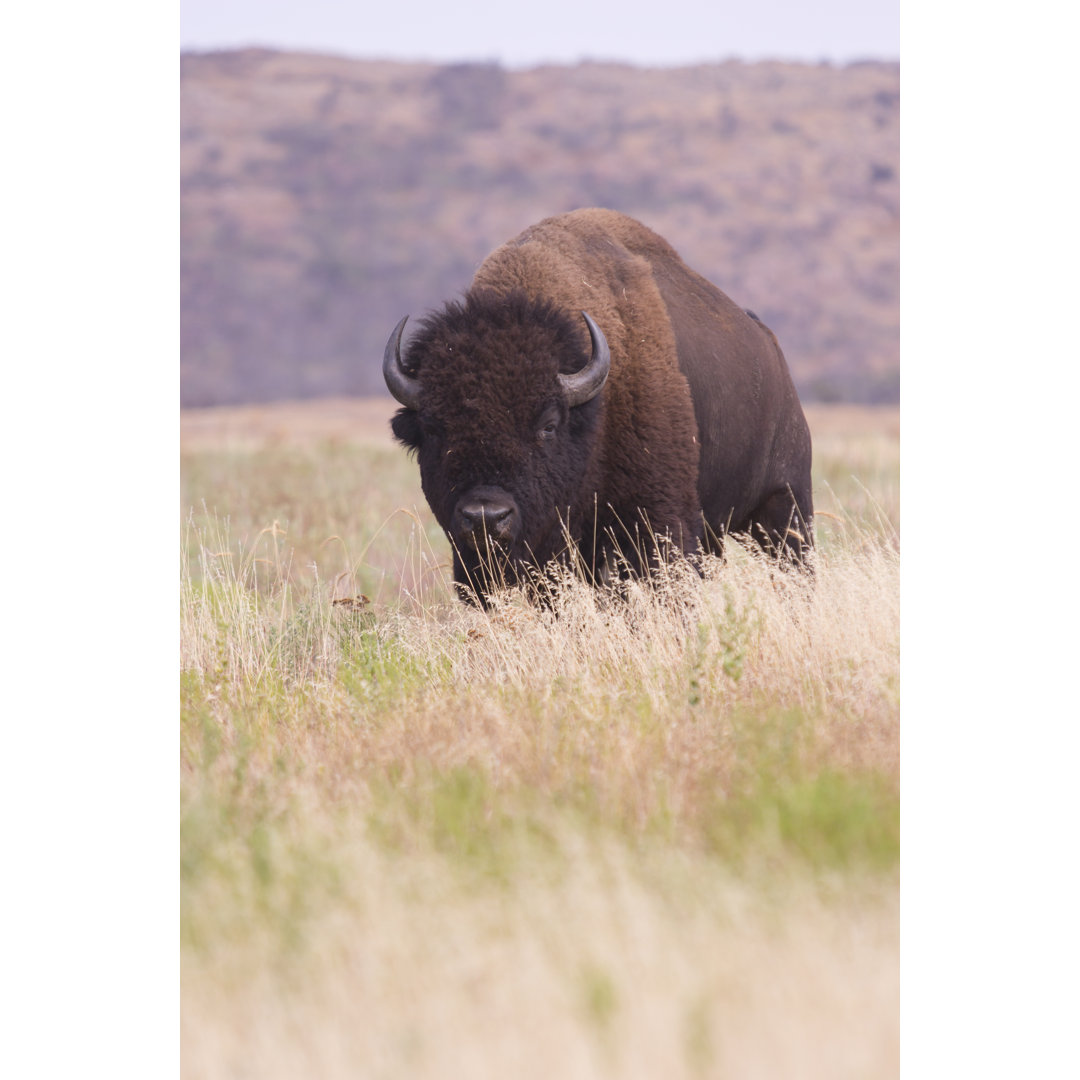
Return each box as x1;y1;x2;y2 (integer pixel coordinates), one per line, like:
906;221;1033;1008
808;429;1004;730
181;49;898;406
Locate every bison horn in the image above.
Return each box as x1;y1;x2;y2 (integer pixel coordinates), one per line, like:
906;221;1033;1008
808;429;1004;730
383;315;422;409
559;312;610;406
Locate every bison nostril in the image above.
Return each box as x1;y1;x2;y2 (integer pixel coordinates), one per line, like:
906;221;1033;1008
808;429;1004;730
484;506;512;528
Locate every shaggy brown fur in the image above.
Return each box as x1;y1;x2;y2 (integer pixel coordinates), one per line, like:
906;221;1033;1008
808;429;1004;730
387;209;813;602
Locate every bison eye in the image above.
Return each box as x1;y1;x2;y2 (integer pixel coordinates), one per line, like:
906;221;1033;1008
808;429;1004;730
536;410;559;442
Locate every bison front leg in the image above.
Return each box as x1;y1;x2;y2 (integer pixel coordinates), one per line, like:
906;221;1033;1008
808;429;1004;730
747;486;814;568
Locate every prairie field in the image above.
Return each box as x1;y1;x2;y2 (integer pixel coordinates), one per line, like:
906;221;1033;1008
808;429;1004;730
180;398;900;1079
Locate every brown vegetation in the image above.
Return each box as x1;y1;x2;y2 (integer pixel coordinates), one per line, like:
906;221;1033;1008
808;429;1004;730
181;50;898;407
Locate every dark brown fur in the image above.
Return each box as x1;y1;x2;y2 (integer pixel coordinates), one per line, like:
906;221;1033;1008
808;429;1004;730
389;209;813;602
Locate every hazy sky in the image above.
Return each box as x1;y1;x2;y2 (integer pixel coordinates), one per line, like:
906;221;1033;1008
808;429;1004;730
180;0;899;68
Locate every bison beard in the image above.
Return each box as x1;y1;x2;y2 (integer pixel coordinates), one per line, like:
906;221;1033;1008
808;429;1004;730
383;209;814;606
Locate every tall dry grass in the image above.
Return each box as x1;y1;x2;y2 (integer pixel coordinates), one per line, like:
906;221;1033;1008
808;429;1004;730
180;403;899;1079
182;848;897;1080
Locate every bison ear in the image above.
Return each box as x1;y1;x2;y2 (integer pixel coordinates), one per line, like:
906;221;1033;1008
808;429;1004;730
391;408;423;450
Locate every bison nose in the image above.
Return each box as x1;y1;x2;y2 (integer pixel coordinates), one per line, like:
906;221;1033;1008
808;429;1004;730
454;492;520;549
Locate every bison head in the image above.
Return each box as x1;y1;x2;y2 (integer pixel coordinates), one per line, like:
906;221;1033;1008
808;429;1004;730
384;290;610;601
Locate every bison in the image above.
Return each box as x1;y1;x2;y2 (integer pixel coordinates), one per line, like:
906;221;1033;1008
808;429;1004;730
383;209;813;603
